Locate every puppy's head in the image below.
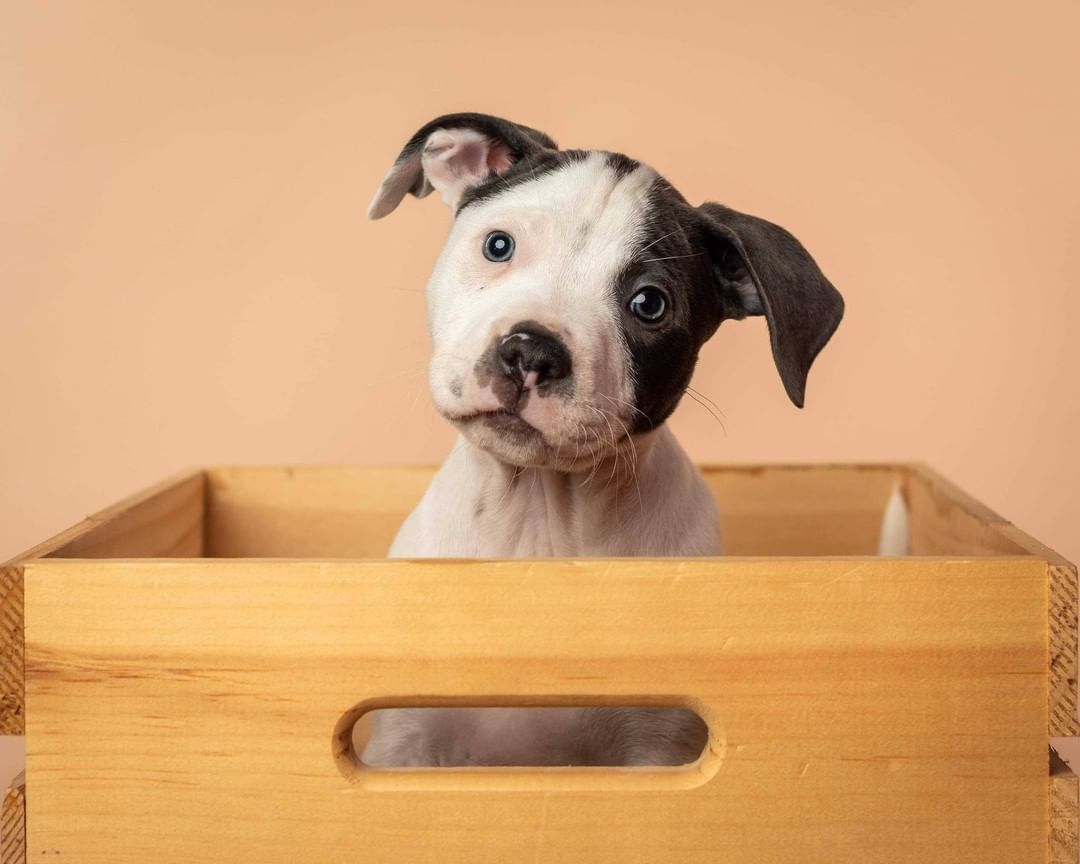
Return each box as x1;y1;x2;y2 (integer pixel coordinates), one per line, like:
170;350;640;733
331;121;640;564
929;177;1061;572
370;113;843;470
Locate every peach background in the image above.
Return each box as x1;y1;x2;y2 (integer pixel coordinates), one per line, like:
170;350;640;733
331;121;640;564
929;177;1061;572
1;0;1078;787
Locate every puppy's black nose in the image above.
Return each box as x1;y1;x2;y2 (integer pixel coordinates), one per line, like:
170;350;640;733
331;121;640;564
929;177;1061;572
497;323;572;389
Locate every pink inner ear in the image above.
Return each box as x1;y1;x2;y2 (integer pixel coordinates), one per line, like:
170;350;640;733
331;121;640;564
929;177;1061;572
451;138;489;179
420;129;517;208
487;139;514;175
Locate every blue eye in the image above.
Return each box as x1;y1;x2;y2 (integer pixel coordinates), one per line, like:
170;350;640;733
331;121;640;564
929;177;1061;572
629;287;667;322
483;231;515;262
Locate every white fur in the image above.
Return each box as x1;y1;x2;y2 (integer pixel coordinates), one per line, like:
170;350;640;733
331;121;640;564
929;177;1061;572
877;483;911;556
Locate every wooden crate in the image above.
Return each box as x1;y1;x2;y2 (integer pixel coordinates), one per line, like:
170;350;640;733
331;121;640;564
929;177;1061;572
0;463;1075;863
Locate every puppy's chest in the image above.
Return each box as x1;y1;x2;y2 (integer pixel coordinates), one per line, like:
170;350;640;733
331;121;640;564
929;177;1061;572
472;477;588;557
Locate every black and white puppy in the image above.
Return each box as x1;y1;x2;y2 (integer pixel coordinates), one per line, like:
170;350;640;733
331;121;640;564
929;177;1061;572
362;113;843;767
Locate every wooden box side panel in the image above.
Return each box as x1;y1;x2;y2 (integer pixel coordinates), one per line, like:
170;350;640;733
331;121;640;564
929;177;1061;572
904;465;1079;738
1;780;24;864
0;567;22;735
1050;750;1078;864
702;464;901;555
904;464;1030;556
24;557;1048;864
40;472;205;560
204;465;433;557
0;471;205;735
1050;562;1080;737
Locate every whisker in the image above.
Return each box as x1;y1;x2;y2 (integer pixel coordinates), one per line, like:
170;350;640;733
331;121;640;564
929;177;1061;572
579;411;609;490
578;424;604;489
407;377;428;413
685;385;727;419
683;389;727;434
636;229;681;255
598;393;651;424
606;410;644;517
639;252;707;264
493;465;524;512
589;407;620;485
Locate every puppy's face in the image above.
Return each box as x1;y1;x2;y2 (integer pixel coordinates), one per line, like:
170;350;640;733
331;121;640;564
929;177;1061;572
423;152;719;469
370;114;844;470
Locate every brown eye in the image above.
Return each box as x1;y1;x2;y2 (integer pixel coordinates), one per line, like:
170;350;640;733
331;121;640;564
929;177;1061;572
483;231;515;262
629;287;667;322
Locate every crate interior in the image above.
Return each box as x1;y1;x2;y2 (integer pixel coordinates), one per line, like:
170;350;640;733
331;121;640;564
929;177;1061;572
37;463;1034;560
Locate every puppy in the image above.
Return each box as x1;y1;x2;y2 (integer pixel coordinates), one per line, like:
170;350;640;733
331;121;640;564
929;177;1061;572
361;113;843;767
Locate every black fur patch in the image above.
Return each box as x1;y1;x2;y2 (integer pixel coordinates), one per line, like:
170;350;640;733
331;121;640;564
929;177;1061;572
616;176;724;432
611;166;844;424
605;152;640;180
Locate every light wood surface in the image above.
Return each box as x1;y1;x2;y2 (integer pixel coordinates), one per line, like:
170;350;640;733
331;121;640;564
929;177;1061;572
203;463;906;558
204;465;433;557
904;464;1080;741
1050;563;1080;739
904;464;1030;556
0;470;204;735
202;463;1051;559
1050;750;1078;864
702;464;902;555
0;567;22;736
24;556;1047;863
2;463;1074;863
0;778;23;864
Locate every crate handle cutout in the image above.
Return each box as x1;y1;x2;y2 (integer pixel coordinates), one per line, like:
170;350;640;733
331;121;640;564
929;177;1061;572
333;699;726;791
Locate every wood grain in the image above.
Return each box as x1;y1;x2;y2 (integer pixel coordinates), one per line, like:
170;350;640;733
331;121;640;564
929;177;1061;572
903;464;1029;557
702;464;902;556
5;463;1075;862
0;567;23;735
204;463;905;558
1050;563;1080;738
1050;750;1078;864
24;556;1047;864
0;470;204;735
988;525;1080;740
904;464;1079;738
201;463;1048;559
1;776;24;864
204;465;433;557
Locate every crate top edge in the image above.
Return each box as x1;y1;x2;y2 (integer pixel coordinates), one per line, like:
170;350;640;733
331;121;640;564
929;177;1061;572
19;553;1052;567
1;468;206;569
5;461;1074;570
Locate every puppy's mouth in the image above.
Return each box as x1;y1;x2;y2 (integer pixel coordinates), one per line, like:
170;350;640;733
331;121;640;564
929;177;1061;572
449;409;540;437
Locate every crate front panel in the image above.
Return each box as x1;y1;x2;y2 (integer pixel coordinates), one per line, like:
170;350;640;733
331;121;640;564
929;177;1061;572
25;557;1046;864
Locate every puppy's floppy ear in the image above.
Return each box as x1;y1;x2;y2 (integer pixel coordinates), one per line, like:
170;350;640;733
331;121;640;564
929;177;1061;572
698;202;844;408
368;112;557;219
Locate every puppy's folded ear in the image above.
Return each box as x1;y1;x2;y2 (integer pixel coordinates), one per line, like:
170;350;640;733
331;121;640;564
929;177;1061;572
368;113;557;219
698;203;844;408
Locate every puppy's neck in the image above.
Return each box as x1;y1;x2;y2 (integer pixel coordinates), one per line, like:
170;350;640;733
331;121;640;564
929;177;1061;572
485;428;661;500
434;425;720;557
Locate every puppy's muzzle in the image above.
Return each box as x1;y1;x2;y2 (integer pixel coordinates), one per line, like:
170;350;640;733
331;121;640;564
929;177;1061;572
497;323;572;391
